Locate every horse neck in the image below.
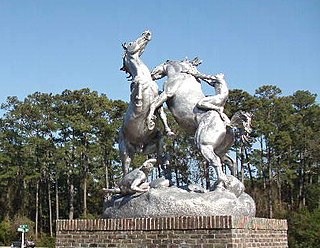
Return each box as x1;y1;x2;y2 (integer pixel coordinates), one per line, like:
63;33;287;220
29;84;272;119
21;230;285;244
125;54;157;115
129;79;157;116
126;55;152;81
129;83;155;115
230;114;244;129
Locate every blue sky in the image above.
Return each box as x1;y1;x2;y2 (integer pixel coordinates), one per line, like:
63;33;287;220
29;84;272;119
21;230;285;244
0;0;319;106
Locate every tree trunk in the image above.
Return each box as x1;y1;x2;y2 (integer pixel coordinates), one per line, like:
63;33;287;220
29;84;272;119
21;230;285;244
104;155;109;190
302;171;306;208
21;179;27;216
35;180;39;240
260;137;266;189
290;184;294;210
298;152;305;209
268;172;273;218
277;173;282;210
48;179;53;237
276;156;282;212
267;146;273;219
82;150;89;219
55;177;59;220
298;169;304;209
318;175;320;208
39;193;43;234
6;182;11;219
68;173;74;220
244;148;254;188
235;146;239;178
240;145;245;184
103;157;111;202
83;176;87;218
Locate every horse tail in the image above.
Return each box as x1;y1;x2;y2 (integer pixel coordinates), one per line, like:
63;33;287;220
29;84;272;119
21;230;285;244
229;111;253;144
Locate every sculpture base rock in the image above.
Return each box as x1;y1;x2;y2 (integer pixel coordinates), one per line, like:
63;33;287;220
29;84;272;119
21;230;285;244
103;186;256;218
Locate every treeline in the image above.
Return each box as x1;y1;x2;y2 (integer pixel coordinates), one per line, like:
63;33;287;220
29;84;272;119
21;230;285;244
0;86;319;247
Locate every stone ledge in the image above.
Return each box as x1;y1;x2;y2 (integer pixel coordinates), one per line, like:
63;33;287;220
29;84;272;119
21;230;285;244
56;216;287;232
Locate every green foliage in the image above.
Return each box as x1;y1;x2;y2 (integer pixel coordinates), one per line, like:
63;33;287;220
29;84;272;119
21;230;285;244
36;233;55;248
0;216;35;245
288;208;320;248
0;87;319;247
0;217;13;245
10;216;35;240
0;89;127;243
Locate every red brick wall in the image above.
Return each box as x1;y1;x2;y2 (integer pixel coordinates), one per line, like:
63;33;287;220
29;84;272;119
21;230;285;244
56;216;288;248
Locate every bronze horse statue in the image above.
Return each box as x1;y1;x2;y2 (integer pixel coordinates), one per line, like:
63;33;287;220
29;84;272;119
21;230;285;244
119;31;173;175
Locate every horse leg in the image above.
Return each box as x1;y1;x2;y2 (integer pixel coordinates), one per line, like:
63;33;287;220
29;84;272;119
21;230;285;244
215;127;236;176
119;146;131;176
119;128;132;175
222;154;236;176
198;144;228;186
121;153;131;176
147;92;169;130
143;132;171;181
157;106;174;136
155;133;172;181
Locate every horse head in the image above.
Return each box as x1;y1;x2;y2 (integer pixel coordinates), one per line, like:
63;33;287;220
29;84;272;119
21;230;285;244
120;31;152;76
122;30;151;56
230;111;253;143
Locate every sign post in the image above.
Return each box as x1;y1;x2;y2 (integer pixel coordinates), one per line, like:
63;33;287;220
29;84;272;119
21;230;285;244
17;224;29;248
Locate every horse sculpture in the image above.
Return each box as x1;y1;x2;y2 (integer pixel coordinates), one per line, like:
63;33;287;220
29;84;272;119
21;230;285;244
147;58;252;189
119;31;173;175
210;110;252;176
183;67;253;176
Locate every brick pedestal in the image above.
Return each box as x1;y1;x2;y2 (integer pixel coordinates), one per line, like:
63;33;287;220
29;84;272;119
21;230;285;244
56;216;288;248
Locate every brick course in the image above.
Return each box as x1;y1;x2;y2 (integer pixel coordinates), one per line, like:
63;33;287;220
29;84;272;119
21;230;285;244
56;216;288;248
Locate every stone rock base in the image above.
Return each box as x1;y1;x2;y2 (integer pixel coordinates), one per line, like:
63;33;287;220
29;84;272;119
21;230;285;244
56;216;288;247
103;186;256;218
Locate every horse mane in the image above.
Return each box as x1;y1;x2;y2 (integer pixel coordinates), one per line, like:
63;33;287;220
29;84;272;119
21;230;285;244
120;53;133;81
229;111;247;126
229;111;253;143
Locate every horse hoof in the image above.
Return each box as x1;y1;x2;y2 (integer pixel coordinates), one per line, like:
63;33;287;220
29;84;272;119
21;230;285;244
224;176;245;197
212;176;244;197
166;130;175;137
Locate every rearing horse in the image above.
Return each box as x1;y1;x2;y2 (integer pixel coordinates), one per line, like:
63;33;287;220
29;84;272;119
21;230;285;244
119;31;173;175
147;58;252;190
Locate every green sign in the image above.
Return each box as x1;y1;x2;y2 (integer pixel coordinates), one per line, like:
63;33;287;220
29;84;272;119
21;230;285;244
17;224;29;233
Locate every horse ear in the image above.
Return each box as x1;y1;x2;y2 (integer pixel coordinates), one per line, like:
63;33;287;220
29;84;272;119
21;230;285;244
122;43;127;50
192;57;202;66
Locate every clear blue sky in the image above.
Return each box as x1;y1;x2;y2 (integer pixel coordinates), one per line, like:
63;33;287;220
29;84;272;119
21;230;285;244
0;0;319;105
